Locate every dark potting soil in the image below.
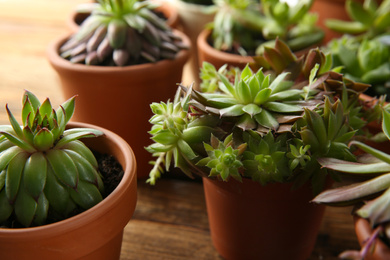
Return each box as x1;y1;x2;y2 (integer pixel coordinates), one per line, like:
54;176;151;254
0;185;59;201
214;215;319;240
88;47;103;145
0;151;123;228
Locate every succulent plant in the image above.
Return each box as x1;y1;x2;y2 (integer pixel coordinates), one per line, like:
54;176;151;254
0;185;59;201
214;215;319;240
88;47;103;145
59;0;188;66
325;0;390;38
325;34;390;100
146;40;369;193
209;0;324;55
313;107;390;259
0;91;104;227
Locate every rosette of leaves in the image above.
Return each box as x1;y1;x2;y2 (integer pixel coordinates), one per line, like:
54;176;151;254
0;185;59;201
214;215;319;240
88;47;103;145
326;34;390;100
209;0;324;55
0;91;104;227
313;107;390;260
325;0;390;38
60;0;188;66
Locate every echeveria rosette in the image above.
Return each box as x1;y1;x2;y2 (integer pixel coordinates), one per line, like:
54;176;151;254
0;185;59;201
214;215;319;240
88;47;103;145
313;108;390;259
190;63;318;134
0;91;104;227
60;0;187;66
241;131;291;185
196;134;246;182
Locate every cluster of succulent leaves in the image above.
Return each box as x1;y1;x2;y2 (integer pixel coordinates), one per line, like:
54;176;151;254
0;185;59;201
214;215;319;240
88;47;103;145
0;91;104;227
325;34;390;100
209;0;324;55
313;107;390;259
325;0;390;38
60;0;187;66
323;0;390;100
146;40;369;194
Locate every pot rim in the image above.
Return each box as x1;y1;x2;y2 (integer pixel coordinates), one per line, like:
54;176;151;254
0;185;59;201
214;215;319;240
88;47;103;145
197;28;253;66
0;121;137;238
47;29;191;74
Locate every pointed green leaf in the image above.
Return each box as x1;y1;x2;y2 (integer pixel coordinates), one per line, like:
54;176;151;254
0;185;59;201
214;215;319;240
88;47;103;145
0;146;25;172
242;104;262;117
65;149;99;184
318;157;390;174
264;102;304;113
177;139;197;160
0;131;36;153
23;90;41;112
254;110;279;129
44;166;72;216
33;128;54;151
220;104;245;117
6;105;23;139
55;128;103;148
61;140;98;168
254;88;272;105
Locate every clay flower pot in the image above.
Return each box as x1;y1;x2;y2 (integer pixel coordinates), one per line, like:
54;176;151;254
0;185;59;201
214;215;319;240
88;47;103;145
203;177;328;260
67;1;180;32
354;217;390;260
0;122;137;260
197;28;253;71
47;30;190;179
171;0;215;88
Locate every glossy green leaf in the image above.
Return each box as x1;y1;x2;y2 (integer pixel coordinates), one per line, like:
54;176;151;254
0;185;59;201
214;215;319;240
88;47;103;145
254;110;278;129
33;128;54;151
65;149;99;184
346;0;374;26
56;128;103;148
46;149;78;188
44;166;72;216
14;186;37;227
220;104;245;117
23;152;47;200
0;146;24;172
242;104;262;117
254;88;272;105
61;140;98;168
70;181;102;209
5;152;28;203
32;193;49;226
6;105;23;139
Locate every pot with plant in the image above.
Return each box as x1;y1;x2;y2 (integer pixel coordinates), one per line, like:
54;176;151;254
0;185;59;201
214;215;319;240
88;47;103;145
0;91;137;260
170;0;215;88
313;107;390;260
47;0;190;178
67;0;180;33
145;40;370;259
197;0;325;71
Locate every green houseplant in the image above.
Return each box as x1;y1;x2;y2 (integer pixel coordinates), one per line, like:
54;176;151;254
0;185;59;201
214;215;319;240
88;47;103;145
48;0;190;178
197;0;325;70
170;0;216;88
0;91;137;260
145;40;370;259
323;0;390;100
313;107;390;260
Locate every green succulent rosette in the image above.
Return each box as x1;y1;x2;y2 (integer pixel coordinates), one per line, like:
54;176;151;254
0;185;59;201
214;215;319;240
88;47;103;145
0;91;104;227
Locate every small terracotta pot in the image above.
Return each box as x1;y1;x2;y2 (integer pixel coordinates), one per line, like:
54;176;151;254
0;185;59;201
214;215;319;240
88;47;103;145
67;2;180;32
197;28;254;70
203;177;328;260
171;0;215;89
47;30;190;179
0;122;137;260
354;217;390;260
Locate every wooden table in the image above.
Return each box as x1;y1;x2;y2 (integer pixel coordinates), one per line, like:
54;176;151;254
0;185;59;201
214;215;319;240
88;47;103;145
0;0;360;259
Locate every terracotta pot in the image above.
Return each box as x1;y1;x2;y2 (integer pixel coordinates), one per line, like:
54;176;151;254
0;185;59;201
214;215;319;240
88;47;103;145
354;217;390;260
197;28;313;72
67;1;180;32
0;122;137;260
171;0;215;89
47;30;190;179
203;177;328;260
197;28;254;71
